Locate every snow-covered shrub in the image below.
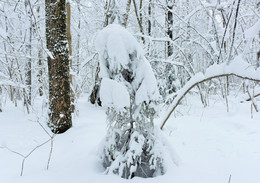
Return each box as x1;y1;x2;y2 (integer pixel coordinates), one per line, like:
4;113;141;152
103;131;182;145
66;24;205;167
152;61;177;104
96;24;165;179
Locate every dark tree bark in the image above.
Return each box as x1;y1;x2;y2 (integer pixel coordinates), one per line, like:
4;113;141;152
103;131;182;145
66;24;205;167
133;0;145;44
166;0;174;57
148;0;152;37
0;87;2;112
36;6;43;97
24;0;32;106
122;0;132;27
89;63;102;106
45;0;72;133
89;0;114;106
257;2;260;68
66;2;75;112
163;0;176;96
38;49;43;96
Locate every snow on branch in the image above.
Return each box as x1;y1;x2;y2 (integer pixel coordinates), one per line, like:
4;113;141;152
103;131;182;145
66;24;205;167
160;56;260;130
0;72;26;88
0;80;25;88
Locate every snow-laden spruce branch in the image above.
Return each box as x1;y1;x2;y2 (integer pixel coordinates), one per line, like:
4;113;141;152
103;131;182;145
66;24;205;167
160;57;260;130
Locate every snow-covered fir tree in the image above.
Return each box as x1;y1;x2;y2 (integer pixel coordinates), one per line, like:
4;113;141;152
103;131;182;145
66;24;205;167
96;24;165;179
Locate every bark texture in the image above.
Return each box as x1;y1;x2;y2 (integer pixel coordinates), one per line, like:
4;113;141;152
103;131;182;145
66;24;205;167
25;0;32;106
45;0;72;133
66;2;75;112
167;0;173;57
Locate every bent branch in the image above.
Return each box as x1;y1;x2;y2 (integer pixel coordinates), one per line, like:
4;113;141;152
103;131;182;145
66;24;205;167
160;71;260;130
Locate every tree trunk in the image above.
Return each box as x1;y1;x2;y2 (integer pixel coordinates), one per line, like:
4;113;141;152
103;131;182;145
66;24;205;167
133;0;145;44
77;1;81;74
122;0;131;28
257;3;260;68
45;0;72;134
148;0;152;37
25;0;32;106
257;30;260;68
90;63;102;106
66;2;75;112
163;0;176;96
0;87;2;112
36;6;44;97
166;0;173;57
38;49;43;96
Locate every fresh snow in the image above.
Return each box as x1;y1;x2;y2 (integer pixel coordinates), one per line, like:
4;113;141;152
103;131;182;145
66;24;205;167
100;78;130;109
0;93;260;183
244;19;260;42
134;59;160;105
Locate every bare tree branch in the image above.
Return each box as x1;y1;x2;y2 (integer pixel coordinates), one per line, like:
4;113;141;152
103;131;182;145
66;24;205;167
160;66;260;130
227;0;241;64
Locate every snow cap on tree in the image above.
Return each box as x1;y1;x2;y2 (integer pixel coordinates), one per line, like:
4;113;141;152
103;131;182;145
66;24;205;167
95;24;160;108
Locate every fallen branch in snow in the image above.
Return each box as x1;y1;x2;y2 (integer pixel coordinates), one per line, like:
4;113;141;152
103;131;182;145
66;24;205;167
160;59;260;130
0;146;24;157
0;118;55;176
20;138;51;176
0;139;51;176
29;118;55;170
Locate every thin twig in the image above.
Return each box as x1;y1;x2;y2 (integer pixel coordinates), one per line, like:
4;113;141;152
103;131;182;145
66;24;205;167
133;0;145;44
47;134;55;170
1;116;55;176
0;146;24;157
227;0;241;64
20;138;51;176
246;86;258;113
228;174;232;183
246;93;260;101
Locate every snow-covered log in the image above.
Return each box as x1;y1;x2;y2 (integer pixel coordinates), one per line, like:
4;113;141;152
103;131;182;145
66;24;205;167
160;56;260;130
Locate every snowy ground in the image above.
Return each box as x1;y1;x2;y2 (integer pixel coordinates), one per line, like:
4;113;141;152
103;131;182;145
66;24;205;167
1;94;260;183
